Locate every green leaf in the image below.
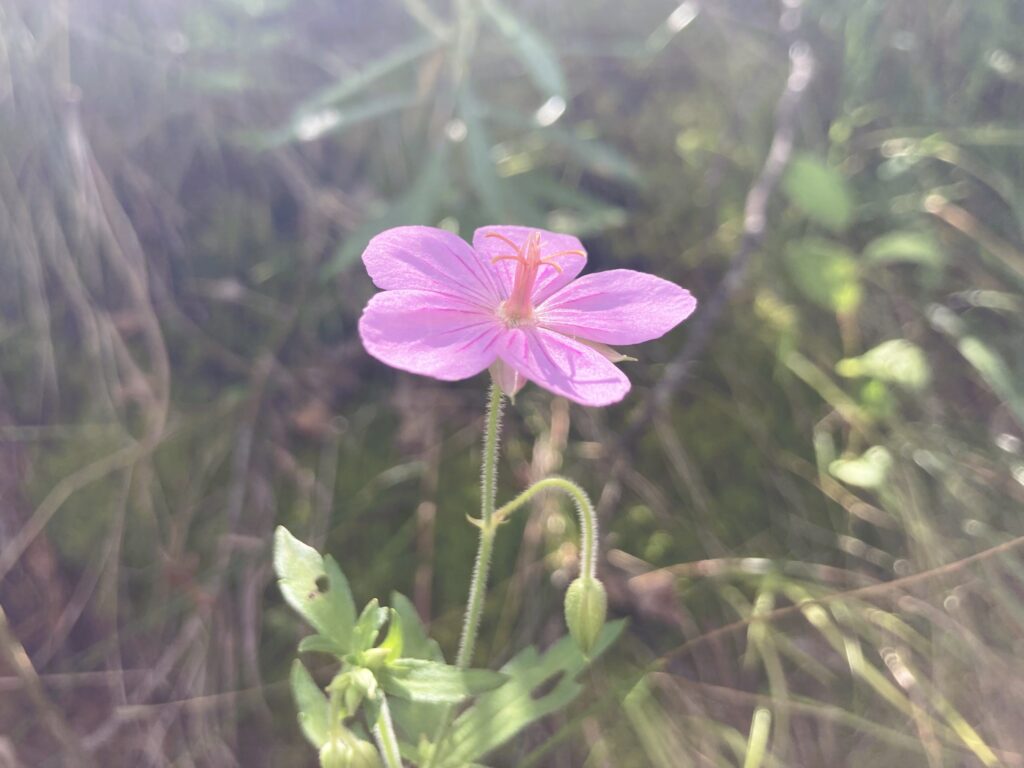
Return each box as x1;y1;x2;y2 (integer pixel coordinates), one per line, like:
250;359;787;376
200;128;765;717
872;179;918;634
864;231;945;268
436;620;626;767
784;238;862;313
385;594;448;741
485;106;643;186
238;92;420;150
836;339;931;391
389;591;444;662
299;36;440;113
782;154;855;232
461;90;543;224
274;527;356;650
379;609;403;664
323;141;450;278
351;599;388;653
297;634;347;656
480;0;567;100
829;446;893;490
556;135;644;187
510;171;628;236
379;660;507;704
929;306;1024;426
290;659;330;748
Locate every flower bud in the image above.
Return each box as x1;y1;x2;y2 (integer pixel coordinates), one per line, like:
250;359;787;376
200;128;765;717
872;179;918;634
319;733;382;768
348;738;384;768
319;736;350;768
564;577;607;656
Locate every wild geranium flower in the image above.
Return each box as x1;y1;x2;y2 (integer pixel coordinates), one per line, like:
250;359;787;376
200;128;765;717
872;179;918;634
358;225;696;406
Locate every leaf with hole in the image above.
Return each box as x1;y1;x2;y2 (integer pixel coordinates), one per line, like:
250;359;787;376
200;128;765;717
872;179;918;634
435;619;626;767
274;526;357;651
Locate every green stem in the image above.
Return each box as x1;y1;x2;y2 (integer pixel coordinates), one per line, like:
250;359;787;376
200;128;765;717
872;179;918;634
373;694;403;768
428;384;503;767
494;476;599;580
456;382;504;668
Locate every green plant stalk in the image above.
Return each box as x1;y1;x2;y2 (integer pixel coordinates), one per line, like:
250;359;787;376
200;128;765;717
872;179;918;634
373;694;403;768
494;476;598;580
428;384;503;767
455;382;504;668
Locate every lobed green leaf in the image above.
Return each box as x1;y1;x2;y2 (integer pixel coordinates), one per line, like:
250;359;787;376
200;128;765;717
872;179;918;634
435;619;626;767
380;660;507;705
274;526;357;651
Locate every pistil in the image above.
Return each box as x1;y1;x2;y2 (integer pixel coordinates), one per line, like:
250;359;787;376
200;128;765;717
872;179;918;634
486;231;583;325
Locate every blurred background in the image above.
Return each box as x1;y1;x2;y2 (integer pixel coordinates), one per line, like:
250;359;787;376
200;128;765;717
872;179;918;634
3;0;1024;765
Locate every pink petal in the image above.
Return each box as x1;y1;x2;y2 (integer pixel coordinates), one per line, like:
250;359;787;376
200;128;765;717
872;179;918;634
363;226;504;308
359;290;503;380
473;226;587;304
537;270;697;345
497;327;631;407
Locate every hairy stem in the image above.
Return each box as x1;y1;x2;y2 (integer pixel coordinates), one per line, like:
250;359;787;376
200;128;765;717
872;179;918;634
428;384;503;767
494;476;599;580
456;382;504;668
373;694;403;768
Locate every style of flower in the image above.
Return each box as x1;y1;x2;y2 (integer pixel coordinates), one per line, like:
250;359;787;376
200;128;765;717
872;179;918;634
358;225;696;406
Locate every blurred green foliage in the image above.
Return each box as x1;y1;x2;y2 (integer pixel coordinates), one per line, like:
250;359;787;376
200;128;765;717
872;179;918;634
3;0;1024;766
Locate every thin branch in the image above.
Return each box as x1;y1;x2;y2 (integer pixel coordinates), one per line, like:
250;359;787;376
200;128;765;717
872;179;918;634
598;3;815;519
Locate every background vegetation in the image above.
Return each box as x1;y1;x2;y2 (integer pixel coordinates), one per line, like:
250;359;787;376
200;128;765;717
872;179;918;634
3;0;1024;765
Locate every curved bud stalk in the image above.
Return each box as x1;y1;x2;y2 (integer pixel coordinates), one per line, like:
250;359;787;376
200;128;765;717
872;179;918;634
490;475;607;654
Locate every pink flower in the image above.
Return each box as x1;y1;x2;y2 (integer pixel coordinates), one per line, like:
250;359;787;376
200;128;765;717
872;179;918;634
358;225;696;406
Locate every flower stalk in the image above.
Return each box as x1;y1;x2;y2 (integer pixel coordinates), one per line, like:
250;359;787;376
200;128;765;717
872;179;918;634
372;694;402;768
455;381;504;669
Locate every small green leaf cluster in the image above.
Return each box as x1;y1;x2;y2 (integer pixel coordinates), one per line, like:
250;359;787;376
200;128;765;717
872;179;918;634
274;526;507;766
274;526;623;767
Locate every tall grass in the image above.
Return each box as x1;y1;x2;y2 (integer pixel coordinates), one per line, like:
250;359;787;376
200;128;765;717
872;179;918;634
2;0;1023;765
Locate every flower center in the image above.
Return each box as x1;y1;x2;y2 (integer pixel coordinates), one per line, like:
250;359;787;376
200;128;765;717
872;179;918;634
487;231;583;326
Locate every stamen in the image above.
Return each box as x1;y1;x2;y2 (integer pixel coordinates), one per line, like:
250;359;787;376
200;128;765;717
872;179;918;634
490;254;524;265
491;252;565;273
486;230;580;324
484;232;522;251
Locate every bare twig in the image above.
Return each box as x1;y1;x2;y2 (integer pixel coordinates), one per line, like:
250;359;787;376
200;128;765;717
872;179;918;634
598;2;815;520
